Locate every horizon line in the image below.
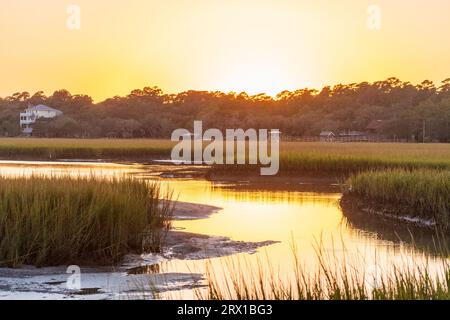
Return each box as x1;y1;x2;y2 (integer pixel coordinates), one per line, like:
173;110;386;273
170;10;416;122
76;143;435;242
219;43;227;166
3;76;450;103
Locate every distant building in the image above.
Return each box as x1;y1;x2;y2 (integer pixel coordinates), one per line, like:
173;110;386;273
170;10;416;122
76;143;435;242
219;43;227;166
20;104;63;135
366;120;384;135
319;131;335;142
339;131;369;141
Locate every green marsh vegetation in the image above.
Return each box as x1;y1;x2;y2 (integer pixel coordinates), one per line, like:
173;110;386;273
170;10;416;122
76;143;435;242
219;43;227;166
0;174;173;267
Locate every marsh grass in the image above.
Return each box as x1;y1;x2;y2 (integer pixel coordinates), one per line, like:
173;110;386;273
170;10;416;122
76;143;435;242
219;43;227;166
0;174;173;267
280;152;450;174
199;243;450;300
210;151;450;177
0;138;174;160
1;139;449;176
345;169;450;229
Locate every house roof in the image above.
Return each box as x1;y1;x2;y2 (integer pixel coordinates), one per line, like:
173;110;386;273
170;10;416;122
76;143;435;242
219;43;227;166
27;104;63;114
320;131;335;136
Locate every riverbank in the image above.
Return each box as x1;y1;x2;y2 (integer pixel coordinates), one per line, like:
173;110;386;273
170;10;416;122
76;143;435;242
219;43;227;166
0;196;279;300
0;175;173;267
342;169;450;231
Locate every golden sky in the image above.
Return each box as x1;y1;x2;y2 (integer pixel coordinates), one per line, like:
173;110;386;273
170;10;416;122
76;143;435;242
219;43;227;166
1;0;449;101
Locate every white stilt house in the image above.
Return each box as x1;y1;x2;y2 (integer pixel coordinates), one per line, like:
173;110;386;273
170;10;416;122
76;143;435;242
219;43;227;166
19;104;63;135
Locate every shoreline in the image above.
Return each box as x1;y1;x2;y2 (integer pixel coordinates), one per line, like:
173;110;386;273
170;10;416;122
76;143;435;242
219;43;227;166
0;158;345;185
0;196;280;300
340;195;438;230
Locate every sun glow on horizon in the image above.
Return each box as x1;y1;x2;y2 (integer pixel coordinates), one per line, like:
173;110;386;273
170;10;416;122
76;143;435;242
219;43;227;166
1;0;450;101
219;61;297;97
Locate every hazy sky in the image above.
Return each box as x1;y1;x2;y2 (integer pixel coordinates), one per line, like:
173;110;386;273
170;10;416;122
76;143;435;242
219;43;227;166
1;0;449;101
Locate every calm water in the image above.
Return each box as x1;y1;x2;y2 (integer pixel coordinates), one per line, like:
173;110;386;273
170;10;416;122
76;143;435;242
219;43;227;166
158;179;446;299
0;161;445;299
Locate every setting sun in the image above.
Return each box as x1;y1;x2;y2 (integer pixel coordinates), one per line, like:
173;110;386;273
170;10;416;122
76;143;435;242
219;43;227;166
1;0;450;100
221;61;295;96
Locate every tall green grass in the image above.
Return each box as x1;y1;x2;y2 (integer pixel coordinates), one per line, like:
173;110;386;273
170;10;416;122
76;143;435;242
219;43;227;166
344;169;450;229
0;175;173;267
200;245;450;300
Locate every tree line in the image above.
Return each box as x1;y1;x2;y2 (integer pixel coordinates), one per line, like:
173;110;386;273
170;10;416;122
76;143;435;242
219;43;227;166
1;77;449;142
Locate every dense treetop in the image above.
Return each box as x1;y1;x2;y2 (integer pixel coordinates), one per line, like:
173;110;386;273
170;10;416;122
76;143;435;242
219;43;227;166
1;78;449;141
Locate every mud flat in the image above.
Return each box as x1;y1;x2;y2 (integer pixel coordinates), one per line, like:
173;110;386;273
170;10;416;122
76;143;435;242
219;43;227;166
163;231;279;260
0;200;279;300
0;231;279;300
171;201;222;220
0;264;204;300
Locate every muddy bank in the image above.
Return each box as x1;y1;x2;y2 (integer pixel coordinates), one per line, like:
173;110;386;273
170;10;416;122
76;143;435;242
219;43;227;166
167;200;280;259
0;159;347;185
209;179;342;194
340;195;437;230
0;229;279;300
163;231;280;260
171;201;222;220
209;174;342;185
0;195;279;300
0;266;204;300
